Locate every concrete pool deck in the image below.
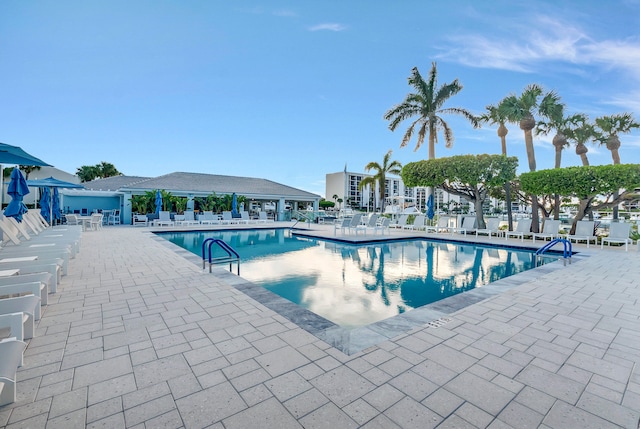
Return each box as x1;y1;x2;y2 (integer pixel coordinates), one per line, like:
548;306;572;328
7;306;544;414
2;222;640;428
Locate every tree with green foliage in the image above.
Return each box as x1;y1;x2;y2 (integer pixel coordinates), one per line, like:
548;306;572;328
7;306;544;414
76;162;122;182
358;150;402;211
564;114;597;167
401;154;518;229
501;84;558;232
384;62;479;158
595;113;640;220
319;199;335;209
519;164;640;233
479;99;515;230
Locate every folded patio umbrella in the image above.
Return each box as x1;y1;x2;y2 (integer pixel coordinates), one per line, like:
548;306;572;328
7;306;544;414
40;186;51;223
4;167;30;222
155;190;163;215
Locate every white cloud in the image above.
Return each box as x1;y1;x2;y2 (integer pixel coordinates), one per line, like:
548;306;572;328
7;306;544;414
273;9;297;17
438;14;640;80
308;23;347;32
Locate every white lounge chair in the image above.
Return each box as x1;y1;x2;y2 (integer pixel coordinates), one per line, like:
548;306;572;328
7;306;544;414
0;337;27;405
355;214;378;235
154;211;174;227
221;211;240;225
0;294;40;337
0;273;52;301
566;220;597;248
504;218;533;242
197;211;217;224
404;215;426;231
0;314;24;343
0;282;46;319
532;219;561;243
373;217;390;235
475;218;503;239
334;217;351;235
239;211;256;224
133;214;149;227
390;215;408;229
425;216;450;234
257;212;273;223
447;216;475;235
601;222;632;251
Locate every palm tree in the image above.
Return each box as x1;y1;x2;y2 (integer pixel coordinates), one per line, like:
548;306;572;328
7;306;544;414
595;113;640;164
564;114;596;167
479;99;514;229
98;161;121;178
384;62;479;159
501;84;552;232
535;95;571;219
594;113;640;219
76;165;100;182
358;150;402;211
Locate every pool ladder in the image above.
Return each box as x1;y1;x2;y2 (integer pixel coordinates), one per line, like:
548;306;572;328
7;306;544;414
202;238;240;275
535;237;573;261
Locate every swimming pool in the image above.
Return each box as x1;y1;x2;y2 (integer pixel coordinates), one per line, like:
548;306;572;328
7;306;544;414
160;228;557;329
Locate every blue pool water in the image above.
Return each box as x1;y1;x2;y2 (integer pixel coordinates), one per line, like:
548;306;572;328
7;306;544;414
161;229;555;328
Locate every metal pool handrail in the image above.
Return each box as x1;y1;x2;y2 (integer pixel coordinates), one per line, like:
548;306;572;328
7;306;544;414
201;238;240;275
535;237;573;259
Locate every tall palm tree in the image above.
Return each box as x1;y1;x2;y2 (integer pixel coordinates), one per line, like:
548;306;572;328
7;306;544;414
358;150;402;212
565;114;596;167
594;113;640;219
384;62;479;159
595;113;640;165
501;84;550;232
479;100;514;230
535;95;572;219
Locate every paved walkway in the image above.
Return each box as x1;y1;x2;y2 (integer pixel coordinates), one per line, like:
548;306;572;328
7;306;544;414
2;224;640;428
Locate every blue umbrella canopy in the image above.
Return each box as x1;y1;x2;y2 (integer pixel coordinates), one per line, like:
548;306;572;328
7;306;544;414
155;190;163;215
4;167;30;222
40;186;51;223
0;142;51;167
26;176;84;226
25;176;84;189
0;142;51;209
426;194;435;220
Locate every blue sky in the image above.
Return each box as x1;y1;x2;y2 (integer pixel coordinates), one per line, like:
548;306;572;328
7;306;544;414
1;0;639;197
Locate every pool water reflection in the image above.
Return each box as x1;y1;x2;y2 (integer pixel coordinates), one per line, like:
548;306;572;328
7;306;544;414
161;229;553;328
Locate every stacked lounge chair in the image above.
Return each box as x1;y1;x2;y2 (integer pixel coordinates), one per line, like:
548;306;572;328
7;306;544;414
0;209;82;405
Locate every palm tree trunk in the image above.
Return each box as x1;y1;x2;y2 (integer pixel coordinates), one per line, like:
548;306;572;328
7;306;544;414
553;145;562;220
580;154;590;166
611;149;620;220
523;129;539;232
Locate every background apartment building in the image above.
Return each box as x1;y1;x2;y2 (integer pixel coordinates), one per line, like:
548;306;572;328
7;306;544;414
325;169;466;214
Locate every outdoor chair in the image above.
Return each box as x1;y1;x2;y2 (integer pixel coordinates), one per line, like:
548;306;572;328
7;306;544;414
355;214;378;235
566;220;597;248
504;218;533;242
108;210;120;225
532;219;561;243
0;337;27;406
390;214;408;229
601;222;633;251
333;217;351;235
475;218;503;239
425;216;450;234
404;215;425;231
257;211;273;223
373;217;390;235
154;211;174;227
133;214;149;227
